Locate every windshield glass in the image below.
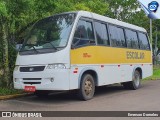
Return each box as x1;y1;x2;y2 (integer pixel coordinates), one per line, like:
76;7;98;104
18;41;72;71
20;13;76;54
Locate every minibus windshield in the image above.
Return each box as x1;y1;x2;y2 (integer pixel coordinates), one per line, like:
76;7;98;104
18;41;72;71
20;13;76;54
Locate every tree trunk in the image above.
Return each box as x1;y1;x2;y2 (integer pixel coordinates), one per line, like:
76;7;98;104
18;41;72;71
0;17;10;87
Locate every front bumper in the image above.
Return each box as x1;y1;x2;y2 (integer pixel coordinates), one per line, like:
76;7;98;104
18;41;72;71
13;69;70;91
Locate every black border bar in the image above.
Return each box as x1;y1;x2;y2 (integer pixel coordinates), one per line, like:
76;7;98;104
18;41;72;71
0;111;159;117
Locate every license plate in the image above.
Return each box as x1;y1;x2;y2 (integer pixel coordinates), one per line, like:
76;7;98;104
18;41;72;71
24;86;36;92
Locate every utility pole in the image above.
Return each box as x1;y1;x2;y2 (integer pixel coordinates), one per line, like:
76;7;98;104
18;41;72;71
154;27;158;65
150;19;152;44
155;27;158;54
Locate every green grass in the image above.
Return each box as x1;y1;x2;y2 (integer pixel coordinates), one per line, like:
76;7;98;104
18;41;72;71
0;87;23;96
144;65;160;80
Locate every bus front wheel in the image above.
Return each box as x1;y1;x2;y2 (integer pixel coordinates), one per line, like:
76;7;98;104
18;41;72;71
78;74;95;100
122;70;141;90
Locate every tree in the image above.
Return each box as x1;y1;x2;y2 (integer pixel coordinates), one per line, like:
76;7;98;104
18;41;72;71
0;0;109;87
52;0;108;15
0;0;35;87
3;0;159;87
0;1;9;87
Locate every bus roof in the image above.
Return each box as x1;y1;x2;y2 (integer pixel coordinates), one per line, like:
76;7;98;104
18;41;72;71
62;10;147;33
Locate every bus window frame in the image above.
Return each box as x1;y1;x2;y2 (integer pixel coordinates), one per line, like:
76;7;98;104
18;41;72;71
71;17;96;49
124;28;140;50
93;20;110;47
108;23;127;48
137;31;151;50
71;17;151;51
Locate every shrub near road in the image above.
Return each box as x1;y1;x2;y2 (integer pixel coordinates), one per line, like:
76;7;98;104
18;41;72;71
0;87;23;96
144;66;160;80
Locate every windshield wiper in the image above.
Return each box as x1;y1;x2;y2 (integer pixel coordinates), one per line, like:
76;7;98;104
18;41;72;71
20;44;39;54
32;45;39;53
44;42;57;51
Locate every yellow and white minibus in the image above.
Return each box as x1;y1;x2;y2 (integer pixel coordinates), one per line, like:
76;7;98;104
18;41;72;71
13;11;152;100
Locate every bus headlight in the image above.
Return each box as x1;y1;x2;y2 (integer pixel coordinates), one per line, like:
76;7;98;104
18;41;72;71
46;64;66;69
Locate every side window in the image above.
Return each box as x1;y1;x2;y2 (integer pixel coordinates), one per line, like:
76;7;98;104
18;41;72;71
86;21;95;40
117;27;126;47
108;25;126;47
74;20;87;39
73;19;95;47
138;32;150;50
125;29;139;49
95;22;109;45
108;25;117;47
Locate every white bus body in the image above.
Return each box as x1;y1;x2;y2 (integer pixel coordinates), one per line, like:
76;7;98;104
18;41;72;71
13;11;152;100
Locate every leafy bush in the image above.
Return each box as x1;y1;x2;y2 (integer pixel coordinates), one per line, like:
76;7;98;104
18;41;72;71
0;87;23;96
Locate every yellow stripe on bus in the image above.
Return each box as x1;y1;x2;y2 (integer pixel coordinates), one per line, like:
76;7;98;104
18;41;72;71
70;46;152;64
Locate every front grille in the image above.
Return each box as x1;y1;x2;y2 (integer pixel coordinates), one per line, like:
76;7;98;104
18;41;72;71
23;78;41;80
20;66;45;72
23;82;41;84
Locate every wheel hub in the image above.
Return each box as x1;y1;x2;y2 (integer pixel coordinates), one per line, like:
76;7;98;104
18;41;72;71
84;79;93;95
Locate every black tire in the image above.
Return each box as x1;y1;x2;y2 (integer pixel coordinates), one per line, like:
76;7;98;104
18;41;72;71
122;70;141;90
34;90;49;98
78;74;95;100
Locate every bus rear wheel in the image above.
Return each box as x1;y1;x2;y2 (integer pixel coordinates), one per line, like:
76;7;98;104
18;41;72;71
78;74;95;100
122;70;141;90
